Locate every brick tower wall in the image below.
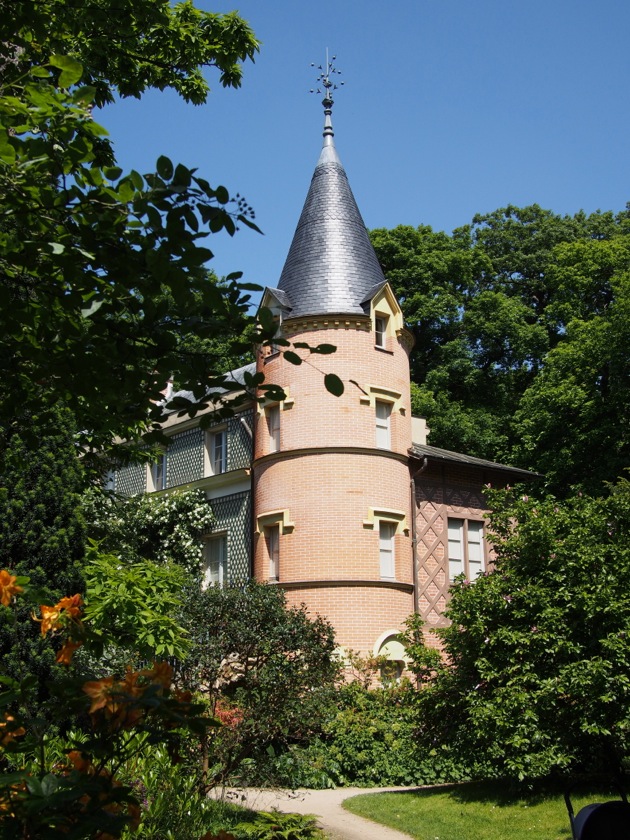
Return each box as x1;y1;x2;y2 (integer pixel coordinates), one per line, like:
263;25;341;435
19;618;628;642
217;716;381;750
252;319;414;656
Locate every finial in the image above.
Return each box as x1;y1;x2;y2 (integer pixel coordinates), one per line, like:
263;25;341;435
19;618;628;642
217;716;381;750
309;50;344;145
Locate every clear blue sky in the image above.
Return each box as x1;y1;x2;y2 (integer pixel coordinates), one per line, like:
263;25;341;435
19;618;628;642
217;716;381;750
103;0;630;293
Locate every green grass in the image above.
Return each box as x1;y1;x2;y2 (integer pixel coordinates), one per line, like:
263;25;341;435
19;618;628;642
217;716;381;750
342;780;625;840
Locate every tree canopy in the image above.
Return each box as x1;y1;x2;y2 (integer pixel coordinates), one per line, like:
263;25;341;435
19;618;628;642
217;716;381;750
419;480;630;781
0;0;270;468
371;204;630;494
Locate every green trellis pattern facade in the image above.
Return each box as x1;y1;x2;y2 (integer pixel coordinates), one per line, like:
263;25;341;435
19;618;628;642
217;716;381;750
168;428;204;487
115;462;146;496
206;491;252;581
113;408;255;496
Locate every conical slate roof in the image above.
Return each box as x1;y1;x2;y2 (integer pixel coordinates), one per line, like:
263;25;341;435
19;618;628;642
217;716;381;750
276;99;386;318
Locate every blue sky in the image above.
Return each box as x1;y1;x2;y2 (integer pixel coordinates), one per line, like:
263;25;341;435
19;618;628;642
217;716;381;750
102;0;630;293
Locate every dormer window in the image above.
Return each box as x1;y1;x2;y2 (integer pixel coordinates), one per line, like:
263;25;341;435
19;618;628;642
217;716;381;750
374;314;388;349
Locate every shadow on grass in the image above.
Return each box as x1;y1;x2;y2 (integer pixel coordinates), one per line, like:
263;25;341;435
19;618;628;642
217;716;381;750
381;776;627;810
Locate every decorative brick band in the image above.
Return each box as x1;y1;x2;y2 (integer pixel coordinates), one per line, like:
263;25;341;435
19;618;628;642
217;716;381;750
277;579;414;594
252;446;410;469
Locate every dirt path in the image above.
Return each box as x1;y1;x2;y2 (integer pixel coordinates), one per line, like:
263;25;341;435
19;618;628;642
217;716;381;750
222;787;418;840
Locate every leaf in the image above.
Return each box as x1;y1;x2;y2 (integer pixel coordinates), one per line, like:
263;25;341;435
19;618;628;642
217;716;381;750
156;155;174;180
49;54;83;87
324;373;344;397
72;85;96;105
215;185;229;204
81;299;104;318
238;215;263;234
311;343;337;355
284;351;302;366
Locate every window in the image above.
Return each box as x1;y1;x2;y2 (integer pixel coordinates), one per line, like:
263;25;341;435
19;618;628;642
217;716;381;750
374;314;388;349
379;520;396;579
266;405;280;452
265;524;279;580
448;518;485;580
375;400;392;449
203;534;227;588
210;429;227;474
151;452;167;491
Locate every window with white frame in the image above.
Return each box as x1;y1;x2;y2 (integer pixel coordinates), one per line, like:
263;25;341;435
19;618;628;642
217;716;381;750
209;429;227;474
375;400;392;449
266;405;280;452
265;524;280;580
448;518;485;581
151;451;167;491
374;314;388;349
202;534;227;588
379;520;396;579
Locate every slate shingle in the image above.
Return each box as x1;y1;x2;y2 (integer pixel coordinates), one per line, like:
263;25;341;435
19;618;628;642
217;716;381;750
277;138;386;318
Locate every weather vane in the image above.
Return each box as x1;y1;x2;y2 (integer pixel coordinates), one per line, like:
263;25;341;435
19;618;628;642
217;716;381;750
309;49;344;106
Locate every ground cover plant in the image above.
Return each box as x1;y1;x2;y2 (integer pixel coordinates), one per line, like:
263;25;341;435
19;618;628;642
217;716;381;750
342;781;627;840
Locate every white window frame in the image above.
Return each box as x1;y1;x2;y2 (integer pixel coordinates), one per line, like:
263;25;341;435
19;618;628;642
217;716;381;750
379;520;396;579
150;451;167;491
448;517;485;581
265;524;280;581
202;533;227;589
266;404;281;453
374;314;388;349
209;428;227;475
375;400;392;449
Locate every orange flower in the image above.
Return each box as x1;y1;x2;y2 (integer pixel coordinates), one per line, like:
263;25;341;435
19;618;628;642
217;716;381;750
67;750;93;774
0;714;26;746
56;593;83;620
143;661;173;691
120;667;145;698
0;570;23;607
83;676;115;713
36;604;62;636
56;638;83;665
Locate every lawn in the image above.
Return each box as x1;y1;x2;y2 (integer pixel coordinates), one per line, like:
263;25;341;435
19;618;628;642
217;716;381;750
342;780;624;840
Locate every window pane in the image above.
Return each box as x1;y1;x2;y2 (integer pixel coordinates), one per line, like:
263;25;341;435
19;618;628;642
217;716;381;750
448;518;464;579
266;525;279;579
267;406;280;452
375;401;392;449
467;521;484;578
212;431;226;474
203;536;226;588
375;316;387;348
379;521;396;578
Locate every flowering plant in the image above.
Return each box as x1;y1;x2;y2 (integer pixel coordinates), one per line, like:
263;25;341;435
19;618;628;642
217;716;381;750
0;570;212;839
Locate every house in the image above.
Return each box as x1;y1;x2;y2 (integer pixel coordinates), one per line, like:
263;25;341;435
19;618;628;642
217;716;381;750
111;91;534;666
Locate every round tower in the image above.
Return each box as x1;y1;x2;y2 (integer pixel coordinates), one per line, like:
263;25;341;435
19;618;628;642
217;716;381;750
252;82;414;660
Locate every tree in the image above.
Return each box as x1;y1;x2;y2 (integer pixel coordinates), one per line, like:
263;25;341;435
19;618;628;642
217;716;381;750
177;582;339;787
418;479;630;781
0;1;273;467
371;204;630;490
0;406;86;690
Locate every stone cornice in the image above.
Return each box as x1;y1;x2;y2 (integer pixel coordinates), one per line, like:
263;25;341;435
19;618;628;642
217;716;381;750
253;446;410;469
273;579;414;594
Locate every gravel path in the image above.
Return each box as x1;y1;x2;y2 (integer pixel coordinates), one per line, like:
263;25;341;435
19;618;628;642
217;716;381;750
220;786;419;840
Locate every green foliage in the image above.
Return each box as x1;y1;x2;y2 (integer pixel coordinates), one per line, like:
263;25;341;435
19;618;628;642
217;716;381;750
234;811;323;840
83;488;215;579
0;406;86;691
0;578;211;839
118;742;255;840
4;1;259;107
372;205;630;494
0;2;266;468
178;582;339;786
418;478;630;781
83;545;191;661
294;681;472;788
